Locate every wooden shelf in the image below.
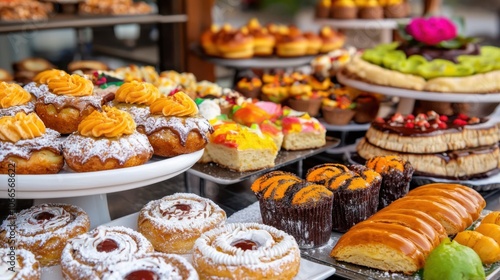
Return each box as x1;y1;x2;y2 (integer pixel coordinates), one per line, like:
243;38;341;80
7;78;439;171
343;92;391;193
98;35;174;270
0;13;187;33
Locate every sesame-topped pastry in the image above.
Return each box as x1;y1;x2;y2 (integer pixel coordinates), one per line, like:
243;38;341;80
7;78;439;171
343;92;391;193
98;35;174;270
138;193;226;254
0;81;35;117
110;80;161;125
0;112;63;174
365;155;414;210
62;106;153;172
138;91;212;157
25;69;113;134
192;223;300;279
252;171;333;248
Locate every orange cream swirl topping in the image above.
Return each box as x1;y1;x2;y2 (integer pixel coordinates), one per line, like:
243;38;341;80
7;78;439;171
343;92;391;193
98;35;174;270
33;69;68;85
47;74;93;97
0;82;32;108
78;106;136;138
115;81;161;105
149;91;198;117
0;112;46;142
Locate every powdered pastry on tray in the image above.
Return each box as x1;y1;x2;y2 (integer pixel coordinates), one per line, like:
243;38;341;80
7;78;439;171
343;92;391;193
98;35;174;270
61;226;154;280
0;203;90;267
138;193;226;254
0;247;40;280
0;81;35;117
192;222;300;280
100;252;198;280
62;106;153;172
0;112;63;174
26;69;112;134
251;171;333;248
138;91;212;157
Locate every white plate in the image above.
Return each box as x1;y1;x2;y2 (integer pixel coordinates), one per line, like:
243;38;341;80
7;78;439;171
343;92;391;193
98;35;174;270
0;150;204;199
337;72;500;103
41;211;336;280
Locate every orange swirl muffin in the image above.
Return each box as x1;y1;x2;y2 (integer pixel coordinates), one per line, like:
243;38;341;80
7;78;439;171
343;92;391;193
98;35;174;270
137;91;213;157
138;193;226;254
0;112;63;174
251;171;333;248
62;106;153;172
25;69;113;134
0;81;35;117
307;163;381;232
0;203;90;267
366;155;415;210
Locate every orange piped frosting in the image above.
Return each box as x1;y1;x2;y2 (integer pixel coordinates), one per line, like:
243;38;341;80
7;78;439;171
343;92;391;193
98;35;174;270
0;112;45;142
366;155;405;173
78;106;136;138
327;173;369;191
47;74;93;97
292;184;333;205
149;91;198;117
210;122;277;151
115;81;161;105
0;82;31;108
33;69;68;84
306;163;352;185
251;171;300;194
357;168;382;184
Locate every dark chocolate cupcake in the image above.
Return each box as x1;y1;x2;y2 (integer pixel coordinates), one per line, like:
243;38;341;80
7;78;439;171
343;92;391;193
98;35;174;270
365;155;414;210
348;164;382;214
251;171;333;248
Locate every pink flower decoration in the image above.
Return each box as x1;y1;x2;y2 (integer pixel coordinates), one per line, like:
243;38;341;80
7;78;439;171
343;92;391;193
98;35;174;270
406;17;457;45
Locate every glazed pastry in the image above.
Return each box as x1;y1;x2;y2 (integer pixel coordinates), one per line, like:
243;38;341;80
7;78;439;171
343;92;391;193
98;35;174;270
62;106;153;172
100;252;198;280
0;203;90;267
304;31;323;55
0;247;40;280
192;223;300;280
138;91;213;157
201;24;220;56
247;18;275;56
138;193;226;254
318;26;345;53
26;69;112;134
61;226;154;280
215;25;254;59
0;112;63;174
0;81;35;117
275;26;308;57
251;171;334;248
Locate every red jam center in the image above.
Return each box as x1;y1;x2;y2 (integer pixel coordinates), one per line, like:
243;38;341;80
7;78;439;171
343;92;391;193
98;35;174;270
231;239;258;251
34;212;55;223
124;270;158;280
162;203;191;216
96;239;119;253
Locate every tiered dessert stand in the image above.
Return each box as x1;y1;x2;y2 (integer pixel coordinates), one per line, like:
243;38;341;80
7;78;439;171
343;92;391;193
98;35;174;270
0;150;204;228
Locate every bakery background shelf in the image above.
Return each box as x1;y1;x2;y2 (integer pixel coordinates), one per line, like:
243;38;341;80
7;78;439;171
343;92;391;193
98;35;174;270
0;14;187;33
315;18;410;30
187;138;340;186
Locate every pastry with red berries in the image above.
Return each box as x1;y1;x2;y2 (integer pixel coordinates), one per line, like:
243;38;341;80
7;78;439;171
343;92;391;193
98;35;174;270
357;111;500;179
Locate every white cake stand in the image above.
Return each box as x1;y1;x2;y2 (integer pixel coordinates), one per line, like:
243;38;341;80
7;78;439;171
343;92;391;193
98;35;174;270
0;150;204;228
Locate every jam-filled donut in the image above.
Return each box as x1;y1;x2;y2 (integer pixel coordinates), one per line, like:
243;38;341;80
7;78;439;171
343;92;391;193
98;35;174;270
62;106;153;172
0;247;40;280
100;252;199;280
138;91;213;157
61;226;154;280
25;69;113;134
0;112;63;174
0;203;90;266
192;223;301;280
138;193;226;254
0;81;35;117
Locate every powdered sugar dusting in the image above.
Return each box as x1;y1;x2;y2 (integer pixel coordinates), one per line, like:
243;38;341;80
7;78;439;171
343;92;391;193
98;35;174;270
0;128;62;162
139;115;212;145
227;202;262;224
62;131;153;165
140;193;226;232
100;253;198;280
60;226;154;279
0;247;40;280
192;223;299;270
0;101;35;116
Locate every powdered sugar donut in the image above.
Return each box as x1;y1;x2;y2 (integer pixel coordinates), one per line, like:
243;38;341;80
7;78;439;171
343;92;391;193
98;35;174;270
61;226;154;280
101;252;198;280
192;223;301;279
0;247;40;280
0;203;90;267
137;193;226;254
